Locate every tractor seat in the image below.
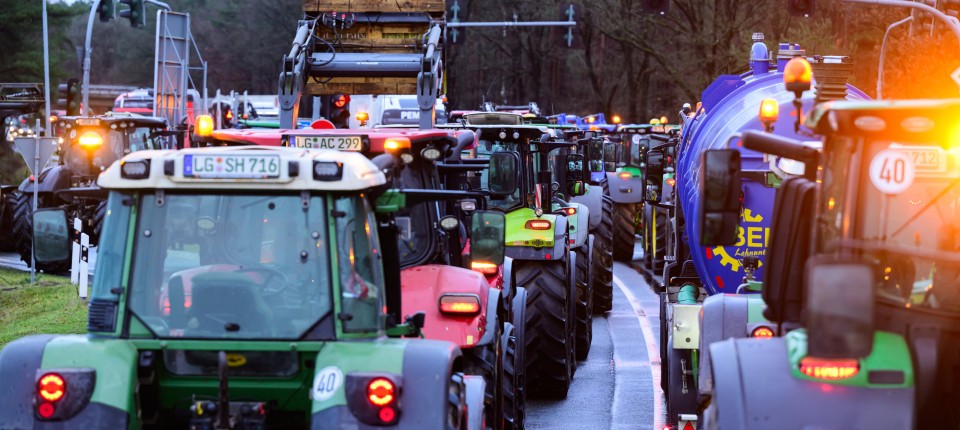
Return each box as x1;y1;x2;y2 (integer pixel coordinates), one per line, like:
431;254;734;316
186;272;273;335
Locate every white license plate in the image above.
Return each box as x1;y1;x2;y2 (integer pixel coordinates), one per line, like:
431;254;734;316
898;146;945;173
183;154;281;179
295;135;363;151
76;118;100;126
651;126;665;133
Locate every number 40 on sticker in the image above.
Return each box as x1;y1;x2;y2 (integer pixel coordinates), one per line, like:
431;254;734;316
869;149;916;195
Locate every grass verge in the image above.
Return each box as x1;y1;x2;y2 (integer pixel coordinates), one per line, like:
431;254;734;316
0;268;87;348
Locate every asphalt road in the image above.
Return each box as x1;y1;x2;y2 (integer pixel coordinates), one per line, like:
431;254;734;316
527;242;665;430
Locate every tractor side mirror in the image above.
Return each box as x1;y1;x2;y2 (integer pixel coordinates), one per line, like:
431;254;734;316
643;149;665;204
565;154;586;197
32;208;71;264
471;211;505;266
488;152;519;198
603;141;618;172
805;257;875;359
699;149;741;246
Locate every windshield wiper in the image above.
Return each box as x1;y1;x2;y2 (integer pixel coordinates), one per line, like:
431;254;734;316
889;176;960;239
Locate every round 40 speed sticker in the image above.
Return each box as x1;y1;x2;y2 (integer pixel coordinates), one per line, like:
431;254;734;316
869;149;916;195
312;366;344;401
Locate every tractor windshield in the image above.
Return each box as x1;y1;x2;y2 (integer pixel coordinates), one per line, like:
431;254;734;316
477;139;524;211
128;192;334;340
817;137;960;312
624;134;644;167
63;126;163;176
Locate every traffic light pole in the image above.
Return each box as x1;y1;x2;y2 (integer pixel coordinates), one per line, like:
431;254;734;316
82;0;171;115
42;0;51;134
81;0;101;115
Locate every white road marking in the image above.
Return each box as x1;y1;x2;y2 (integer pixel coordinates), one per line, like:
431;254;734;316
614;274;665;430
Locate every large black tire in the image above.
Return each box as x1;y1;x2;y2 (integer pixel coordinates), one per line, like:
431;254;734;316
12;193;69;275
665;336;698;427
651;206;668;272
612;202;636;261
0;190;18;252
517;260;573;399
574;244;593;361
592;194;614;314
91;199;107;245
506;287;528;428
464;321;501;430
500;322;523;430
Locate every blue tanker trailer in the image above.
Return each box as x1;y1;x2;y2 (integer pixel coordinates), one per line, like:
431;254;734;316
657;34;869;428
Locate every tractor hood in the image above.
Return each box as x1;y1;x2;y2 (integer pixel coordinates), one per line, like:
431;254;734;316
400;264;495;349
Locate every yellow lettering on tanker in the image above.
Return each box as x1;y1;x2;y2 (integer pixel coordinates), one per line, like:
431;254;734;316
747;227;763;247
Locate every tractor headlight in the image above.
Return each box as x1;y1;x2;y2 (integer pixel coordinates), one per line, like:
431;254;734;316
120;160;151;179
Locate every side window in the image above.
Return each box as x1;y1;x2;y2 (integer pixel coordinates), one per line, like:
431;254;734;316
334;196;383;332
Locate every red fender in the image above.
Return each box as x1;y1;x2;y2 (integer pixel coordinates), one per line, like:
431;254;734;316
401;264;491;348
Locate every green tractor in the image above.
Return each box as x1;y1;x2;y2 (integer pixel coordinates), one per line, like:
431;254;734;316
461;121;598;398
4;145;496;428
700;99;960;429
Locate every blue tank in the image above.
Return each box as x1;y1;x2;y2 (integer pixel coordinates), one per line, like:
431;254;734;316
677;39;869;295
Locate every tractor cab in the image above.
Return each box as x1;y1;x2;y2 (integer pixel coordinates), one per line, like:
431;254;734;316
18;146;485;429
701;99;960;429
51;113;169;185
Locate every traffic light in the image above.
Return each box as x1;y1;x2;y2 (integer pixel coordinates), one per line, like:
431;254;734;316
98;0;114;22
118;0;145;28
787;0;815;17
329;94;351;128
641;0;669;15
66;79;82;116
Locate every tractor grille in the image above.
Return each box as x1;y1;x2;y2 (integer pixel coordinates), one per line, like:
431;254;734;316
87;299;118;332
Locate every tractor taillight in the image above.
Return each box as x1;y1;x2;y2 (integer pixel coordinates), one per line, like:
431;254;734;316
367;378;395;406
619;172;632;179
751;326;774;338
525;220;551;230
799;357;859;380
471;261;498;275
38;373;65;402
439;294;482;315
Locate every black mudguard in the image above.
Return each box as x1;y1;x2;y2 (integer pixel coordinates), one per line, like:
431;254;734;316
698;294;750;396
18;165;75;197
709;337;914;429
475;289;502;347
399;339;463;429
604;172;644;204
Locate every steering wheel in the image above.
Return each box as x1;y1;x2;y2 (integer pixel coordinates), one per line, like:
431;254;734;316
235;266;292;298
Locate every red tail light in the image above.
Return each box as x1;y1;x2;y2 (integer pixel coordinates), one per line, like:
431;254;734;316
38;373;65;402
665;178;676;186
367;378;395;406
619;172;633;179
525;220;551;230
471;261;499;275
799;357;859;380
751;326;774;338
439;294;482;315
559;207;576;216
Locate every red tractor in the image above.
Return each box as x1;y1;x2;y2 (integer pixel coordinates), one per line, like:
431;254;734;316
206;127;528;429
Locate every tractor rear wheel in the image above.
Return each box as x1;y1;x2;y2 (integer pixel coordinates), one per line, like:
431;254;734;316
0;190;18;252
506;287;528;428
464;321;502;430
12;193;69;275
612;203;636;261
574;244;593;360
651;206;668;272
91;199;107;245
592;194;614;313
501;322;523;430
517;260;573;399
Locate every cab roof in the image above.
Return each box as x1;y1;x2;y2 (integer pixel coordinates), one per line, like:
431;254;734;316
57;112;167;128
97;146;385;191
805;98;960;142
211;127;465;152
